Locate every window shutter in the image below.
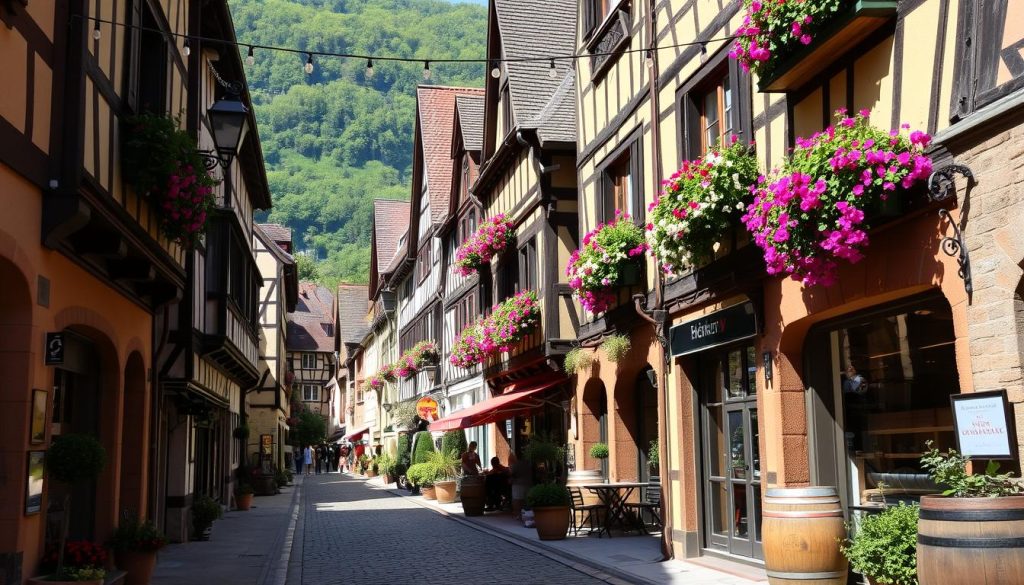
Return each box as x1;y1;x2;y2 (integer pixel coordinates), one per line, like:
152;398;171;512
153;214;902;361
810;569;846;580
583;0;597;39
125;0;142;112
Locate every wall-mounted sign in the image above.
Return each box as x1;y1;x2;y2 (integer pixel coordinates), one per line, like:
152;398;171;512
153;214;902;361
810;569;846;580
26;451;44;515
44;332;64;365
669;301;758;357
260;433;273;455
416;396;439;421
951;389;1018;459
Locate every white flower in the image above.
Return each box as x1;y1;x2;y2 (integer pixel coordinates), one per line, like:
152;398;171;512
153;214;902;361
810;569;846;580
732;173;742;190
736;202;745;210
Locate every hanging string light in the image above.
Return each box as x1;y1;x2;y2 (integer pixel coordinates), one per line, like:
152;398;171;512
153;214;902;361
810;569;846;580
645;49;654;69
246;45;255;66
422;60;431;81
184;38;191;57
548;59;557;79
700;42;708;63
366;58;374;78
305;53;314;75
92;20;101;41
490;60;501;79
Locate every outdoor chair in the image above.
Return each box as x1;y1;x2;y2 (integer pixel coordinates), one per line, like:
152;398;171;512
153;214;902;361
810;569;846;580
625;484;662;530
569;486;604;535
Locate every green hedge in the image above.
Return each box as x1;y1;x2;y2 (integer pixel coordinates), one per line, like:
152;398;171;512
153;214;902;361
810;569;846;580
412;431;435;464
440;430;468;458
396;433;411;469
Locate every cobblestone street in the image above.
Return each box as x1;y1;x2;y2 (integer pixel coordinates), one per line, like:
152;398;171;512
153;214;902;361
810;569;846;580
288;474;608;585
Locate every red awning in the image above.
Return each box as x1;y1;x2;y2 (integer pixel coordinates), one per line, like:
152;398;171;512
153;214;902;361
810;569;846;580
344;426;370;440
428;372;566;432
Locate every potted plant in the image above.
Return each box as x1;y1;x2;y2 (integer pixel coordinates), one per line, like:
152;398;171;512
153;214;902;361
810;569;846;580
39;434;107;583
600;334;631;363
449;290;541;368
232;424;250;440
840;502;919;585
526;483;572;540
428;449;461;504
916;441;1023;585
742;110;933;287
191;494;223;540
563;347;594;375
524;434;565;484
367;458;378;478
567;212;648;314
407;462;437;500
589;443;609;460
32;541;107;585
646;139;760;274
235;482;255;511
455;213;516;276
110;517;168;585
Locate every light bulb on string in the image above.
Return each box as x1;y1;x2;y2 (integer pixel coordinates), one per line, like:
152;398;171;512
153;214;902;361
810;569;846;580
246;45;255;66
183;38;191;57
700;42;708;63
92;21;101;41
645;50;654;69
366;59;374;78
423;60;431;81
548;59;557;79
304;53;314;75
490;60;501;79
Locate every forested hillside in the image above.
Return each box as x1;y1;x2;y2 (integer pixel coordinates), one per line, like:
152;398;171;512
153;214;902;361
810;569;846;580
230;0;486;284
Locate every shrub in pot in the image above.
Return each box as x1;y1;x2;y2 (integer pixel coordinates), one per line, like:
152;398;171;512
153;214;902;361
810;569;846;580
110;517;167;585
440;430;468;461
840;502;919;585
526;483;571;541
42;434;107;582
191;495;223;540
428;450;461;504
589;443;609;460
407;462;437;499
235;482;255;511
411;431;435;464
916;441;1023;585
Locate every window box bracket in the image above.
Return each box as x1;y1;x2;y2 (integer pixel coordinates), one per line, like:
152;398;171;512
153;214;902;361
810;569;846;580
757;0;897;93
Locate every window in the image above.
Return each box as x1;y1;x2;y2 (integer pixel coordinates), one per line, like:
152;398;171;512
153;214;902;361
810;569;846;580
301;353;317;369
598;135;642;223
417;244;431;283
679;51;752;160
302;384;320;402
951;1;1024;121
498;254;519;300
461;157;471;204
582;0;619;38
127;3;168;114
519;239;537;291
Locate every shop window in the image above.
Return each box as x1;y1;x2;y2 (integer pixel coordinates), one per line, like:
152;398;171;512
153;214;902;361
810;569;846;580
806;295;963;507
678;49;753;160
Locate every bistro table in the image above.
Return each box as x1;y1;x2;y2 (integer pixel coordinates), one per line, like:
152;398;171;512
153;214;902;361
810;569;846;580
581;482;649;538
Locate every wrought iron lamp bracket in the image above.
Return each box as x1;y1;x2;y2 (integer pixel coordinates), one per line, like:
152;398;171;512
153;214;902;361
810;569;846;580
927;163;974;202
197;150;225;171
938;207;972;295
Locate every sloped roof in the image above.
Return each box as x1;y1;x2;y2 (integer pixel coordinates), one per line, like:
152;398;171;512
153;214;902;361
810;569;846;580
258;223;292;247
287;282;335;352
337;284;370;345
494;0;577;145
373;199;411;271
417;86;485;225
456;94;485;152
254;224;294;264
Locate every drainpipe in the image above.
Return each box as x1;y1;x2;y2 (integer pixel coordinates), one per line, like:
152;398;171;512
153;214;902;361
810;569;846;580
644;0;674;561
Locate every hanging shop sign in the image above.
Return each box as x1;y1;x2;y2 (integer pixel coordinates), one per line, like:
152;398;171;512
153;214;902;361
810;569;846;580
669;301;758;357
950;389;1018;459
416;396;439;421
260;433;274;455
45;332;64;365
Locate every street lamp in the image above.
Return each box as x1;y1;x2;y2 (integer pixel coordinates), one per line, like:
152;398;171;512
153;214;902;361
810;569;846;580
382;402;393;413
421;364;438;388
204;85;250;168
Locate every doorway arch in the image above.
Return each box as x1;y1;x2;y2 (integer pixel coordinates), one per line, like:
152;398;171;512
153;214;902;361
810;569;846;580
119;351;148;520
581;379;607;476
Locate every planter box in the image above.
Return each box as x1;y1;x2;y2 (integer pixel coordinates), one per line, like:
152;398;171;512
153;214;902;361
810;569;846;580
758;0;897;93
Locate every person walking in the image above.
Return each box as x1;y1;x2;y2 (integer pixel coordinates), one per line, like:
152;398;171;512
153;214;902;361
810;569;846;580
315;444;325;474
303;445;313;476
339;443;350;472
332;445;341;473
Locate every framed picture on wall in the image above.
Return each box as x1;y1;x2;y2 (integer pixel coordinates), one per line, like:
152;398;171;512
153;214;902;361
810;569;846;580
950;389;1019;460
26;450;45;515
30;389;47;444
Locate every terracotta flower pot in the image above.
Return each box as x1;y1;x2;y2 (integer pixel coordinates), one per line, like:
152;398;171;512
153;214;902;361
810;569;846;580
421;486;437;500
236;492;254;511
435;480;457;504
532;505;571;540
117;549;159;585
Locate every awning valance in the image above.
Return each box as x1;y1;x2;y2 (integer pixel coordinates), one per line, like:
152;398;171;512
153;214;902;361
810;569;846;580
428;372;566;432
344;426;370;441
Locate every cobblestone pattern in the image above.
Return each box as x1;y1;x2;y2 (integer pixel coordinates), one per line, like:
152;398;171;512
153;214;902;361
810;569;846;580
293;475;605;585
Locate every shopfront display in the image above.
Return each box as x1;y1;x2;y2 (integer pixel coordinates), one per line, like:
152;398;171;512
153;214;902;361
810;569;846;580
804;294;961;509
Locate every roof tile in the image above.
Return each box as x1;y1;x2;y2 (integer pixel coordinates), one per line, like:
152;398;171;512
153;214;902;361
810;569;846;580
373;199;411;271
417;86;485;225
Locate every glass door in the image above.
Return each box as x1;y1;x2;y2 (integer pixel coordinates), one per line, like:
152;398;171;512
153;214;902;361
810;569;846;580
701;345;762;559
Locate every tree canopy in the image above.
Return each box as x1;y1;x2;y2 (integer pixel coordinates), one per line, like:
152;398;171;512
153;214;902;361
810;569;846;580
231;0;486;286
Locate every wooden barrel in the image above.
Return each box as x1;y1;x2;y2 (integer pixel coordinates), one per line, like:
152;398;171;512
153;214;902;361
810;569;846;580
763;487;848;585
567;469;604;506
461;475;486;516
917;495;1024;585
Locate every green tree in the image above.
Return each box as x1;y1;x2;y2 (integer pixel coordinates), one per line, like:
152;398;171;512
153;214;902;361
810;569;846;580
294;253;322;281
440;429;468;458
411;430;435;464
292;410;327;446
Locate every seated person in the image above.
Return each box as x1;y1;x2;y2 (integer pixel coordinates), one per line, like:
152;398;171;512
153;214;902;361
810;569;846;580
484;456;512;511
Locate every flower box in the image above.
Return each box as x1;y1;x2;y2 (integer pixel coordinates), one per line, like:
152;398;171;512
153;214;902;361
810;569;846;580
757;1;897;93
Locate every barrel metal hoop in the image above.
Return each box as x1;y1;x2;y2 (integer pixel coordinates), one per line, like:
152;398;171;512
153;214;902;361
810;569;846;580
762;510;844;518
766;487;838;498
919;508;1024;522
764;498;841;505
765;570;846;579
918;535;1024;548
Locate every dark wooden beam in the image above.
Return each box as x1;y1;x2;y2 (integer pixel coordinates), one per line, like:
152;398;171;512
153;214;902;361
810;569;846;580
72;229;127;260
42;193;91;249
108;257;155;282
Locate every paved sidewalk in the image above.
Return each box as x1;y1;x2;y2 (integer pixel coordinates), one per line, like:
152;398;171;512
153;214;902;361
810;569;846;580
151;480;300;585
371;476;768;585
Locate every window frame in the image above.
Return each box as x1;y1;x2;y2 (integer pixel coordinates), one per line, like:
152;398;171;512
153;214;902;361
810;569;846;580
677;47;754;161
950;0;1024;121
596;128;644;224
416;242;432;284
302;384;320;402
518;237;538;292
127;1;169;115
301;353;317;370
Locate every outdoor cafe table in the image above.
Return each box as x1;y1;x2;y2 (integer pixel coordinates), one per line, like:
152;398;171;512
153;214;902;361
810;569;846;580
581;482;649;538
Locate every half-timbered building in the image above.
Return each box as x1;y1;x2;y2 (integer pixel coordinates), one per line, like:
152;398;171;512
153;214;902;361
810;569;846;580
335;284;369;443
427;0;580;465
250;224;298;474
286;282;337;435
